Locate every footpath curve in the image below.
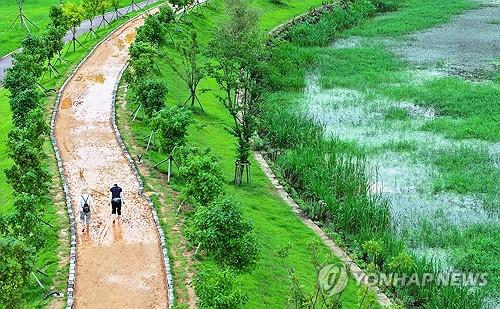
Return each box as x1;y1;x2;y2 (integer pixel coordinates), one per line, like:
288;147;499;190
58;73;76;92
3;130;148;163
0;0;161;83
51;6;172;308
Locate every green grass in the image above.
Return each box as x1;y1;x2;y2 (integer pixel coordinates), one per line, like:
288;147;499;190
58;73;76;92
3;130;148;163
319;46;405;90
255;0;495;306
121;0;377;307
385;78;500;141
383;107;410;121
0;4;162;307
344;0;476;37
0;0;155;57
431;145;499;200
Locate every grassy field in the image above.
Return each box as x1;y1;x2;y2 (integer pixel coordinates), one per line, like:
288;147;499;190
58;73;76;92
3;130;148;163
0;0;151;57
118;0;383;307
256;0;498;305
0;4;163;306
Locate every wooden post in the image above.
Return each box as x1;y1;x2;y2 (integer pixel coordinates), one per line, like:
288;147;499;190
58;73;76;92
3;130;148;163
167;156;172;183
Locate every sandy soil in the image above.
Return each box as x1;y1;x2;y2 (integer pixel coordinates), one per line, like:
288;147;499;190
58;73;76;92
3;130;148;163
54;11;168;308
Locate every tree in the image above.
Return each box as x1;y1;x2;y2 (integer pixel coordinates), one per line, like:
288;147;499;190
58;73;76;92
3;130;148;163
194;268;248;309
157;5;177;45
111;0;123;19
62;2;85;52
8;87;42;127
207;0;269;185
48;4;69;64
136;14;166;46
174;147;224;206
49;4;69;30
190;197;260;270
3;66;38;96
150;106;192;154
5;108;50;197
157;5;175;24
3;194;49;250
168;31;206;110
128;41;159;81
43;24;66;74
97;0;111;28
134;78;168;118
82;0;99;38
0;236;34;309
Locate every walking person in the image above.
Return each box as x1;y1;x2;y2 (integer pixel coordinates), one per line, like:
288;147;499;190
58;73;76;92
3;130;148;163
78;189;93;233
110;184;123;223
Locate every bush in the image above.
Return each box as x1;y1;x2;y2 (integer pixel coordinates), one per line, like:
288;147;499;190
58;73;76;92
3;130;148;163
194;268;248;309
370;0;400;12
128;41;159;80
174;147;224;205
150;106;192;153
0;237;33;309
190;197;260;270
133;78;168;118
158;5;175;24
136;14;166;46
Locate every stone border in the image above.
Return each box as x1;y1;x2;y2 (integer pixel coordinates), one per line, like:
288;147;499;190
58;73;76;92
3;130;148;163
111;64;175;308
254;152;392;306
49;4;165;309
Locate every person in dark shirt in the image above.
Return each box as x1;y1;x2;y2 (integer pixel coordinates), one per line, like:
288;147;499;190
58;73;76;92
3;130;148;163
110;184;123;223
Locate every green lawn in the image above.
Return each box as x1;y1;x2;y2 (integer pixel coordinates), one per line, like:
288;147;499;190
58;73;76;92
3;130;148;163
0;3;163;307
0;0;151;57
121;0;376;307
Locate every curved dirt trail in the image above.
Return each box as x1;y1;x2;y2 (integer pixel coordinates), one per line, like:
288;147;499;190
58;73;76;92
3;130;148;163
54;10;168;308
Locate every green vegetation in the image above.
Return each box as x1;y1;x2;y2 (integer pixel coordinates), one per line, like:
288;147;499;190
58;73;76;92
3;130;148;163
344;0;476;37
431;145;499;199
256;0;496;306
121;0;372;307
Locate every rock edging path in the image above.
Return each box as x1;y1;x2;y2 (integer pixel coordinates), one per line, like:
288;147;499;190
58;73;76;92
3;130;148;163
254;152;392;306
50;5;173;308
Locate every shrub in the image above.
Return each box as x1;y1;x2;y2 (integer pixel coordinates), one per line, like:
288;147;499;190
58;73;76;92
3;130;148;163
128;41;159;80
194;268;248;309
370;0;400;12
0;237;33;309
190;197;260;270
134;78;168;118
136;14;166;46
174;147;224;205
150;106;192;154
158;5;175;24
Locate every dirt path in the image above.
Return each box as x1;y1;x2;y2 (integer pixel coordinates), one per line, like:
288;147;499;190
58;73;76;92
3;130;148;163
53;10;168;308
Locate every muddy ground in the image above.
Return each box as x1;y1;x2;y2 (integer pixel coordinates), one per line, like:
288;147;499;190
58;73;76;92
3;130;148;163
54;10;168;308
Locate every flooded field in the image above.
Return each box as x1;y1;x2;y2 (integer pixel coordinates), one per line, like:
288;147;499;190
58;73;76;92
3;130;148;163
299;1;499;302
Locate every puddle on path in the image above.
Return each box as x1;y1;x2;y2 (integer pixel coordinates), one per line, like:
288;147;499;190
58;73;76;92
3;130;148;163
88;73;106;84
117;39;125;49
61;97;73;109
125;32;136;44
